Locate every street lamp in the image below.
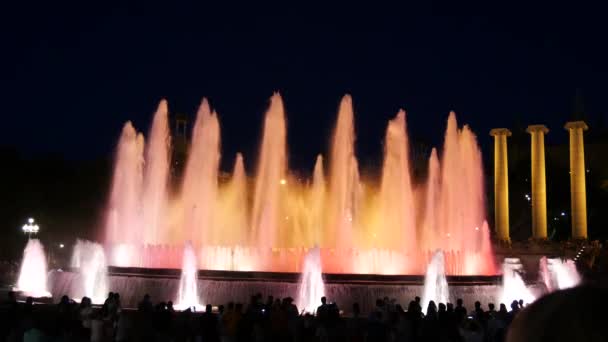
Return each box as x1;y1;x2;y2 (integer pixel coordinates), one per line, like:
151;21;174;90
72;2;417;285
22;218;40;238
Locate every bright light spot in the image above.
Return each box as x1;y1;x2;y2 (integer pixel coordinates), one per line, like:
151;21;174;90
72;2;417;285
22;218;40;234
561;212;566;216
285;216;289;220
279;179;287;185
586;169;590;173
475;227;479;231
446;233;451;238
59;243;64;248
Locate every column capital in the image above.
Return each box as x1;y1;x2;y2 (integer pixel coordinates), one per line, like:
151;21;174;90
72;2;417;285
490;128;512;137
526;125;549;134
565;121;588;131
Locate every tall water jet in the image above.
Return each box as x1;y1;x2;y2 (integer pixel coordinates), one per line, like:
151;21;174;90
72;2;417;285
15;239;51;297
297;246;325;314
439;112;461;248
327;95;358;248
71;239;108;303
218;153;249;245
309;155;326;245
141;100;171;244
458;126;485;254
181;99;221;247
500;258;535;305
421;149;440;250
421;250;449;310
251;93;287;248
379;110;416;251
175;242;203;310
435;112;493;274
539;257;580;292
106;122;144;247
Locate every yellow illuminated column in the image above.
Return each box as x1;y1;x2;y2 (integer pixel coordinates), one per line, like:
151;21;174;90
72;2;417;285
490;128;511;242
565;121;588;239
526;125;549;239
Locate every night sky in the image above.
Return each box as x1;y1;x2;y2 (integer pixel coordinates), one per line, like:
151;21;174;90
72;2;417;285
1;3;607;171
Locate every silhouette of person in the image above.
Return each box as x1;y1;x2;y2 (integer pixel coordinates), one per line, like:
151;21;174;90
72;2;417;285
316;296;329;322
138;294;153;313
455;298;467;323
200;304;219;342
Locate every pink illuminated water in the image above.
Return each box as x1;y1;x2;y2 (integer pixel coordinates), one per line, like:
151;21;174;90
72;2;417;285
500;258;535;305
539;257;580;292
175;242;203;311
297;246;325;314
104;94;496;276
327;96;359;249
71;239;108;304
422;250;450;309
141;100;170;244
379;110;416;252
16;239;51;297
106;122;144;246
180;99;220;247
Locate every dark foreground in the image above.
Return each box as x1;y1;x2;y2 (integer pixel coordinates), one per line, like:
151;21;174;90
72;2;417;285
2;285;608;342
1;290;527;342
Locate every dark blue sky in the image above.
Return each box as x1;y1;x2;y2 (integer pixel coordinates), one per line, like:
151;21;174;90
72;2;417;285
1;2;606;170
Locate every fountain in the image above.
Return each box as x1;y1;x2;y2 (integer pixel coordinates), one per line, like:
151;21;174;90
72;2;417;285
500;258;535;306
100;94;495;276
421;250;450;310
71;239;109;304
297;246;325;314
175;242;203;311
15;239;51;298
539;257;580;292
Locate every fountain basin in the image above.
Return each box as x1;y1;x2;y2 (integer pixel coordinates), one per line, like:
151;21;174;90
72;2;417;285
48;267;514;314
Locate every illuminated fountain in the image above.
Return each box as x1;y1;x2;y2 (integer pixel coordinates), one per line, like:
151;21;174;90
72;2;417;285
539;257;580;292
104;94;496;276
175;242;203;311
71;239;108;304
421;250;450;310
15;239;51;298
500;258;535;305
297;246;325;314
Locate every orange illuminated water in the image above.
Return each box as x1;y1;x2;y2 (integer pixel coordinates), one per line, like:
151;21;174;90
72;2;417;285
105;94;496;275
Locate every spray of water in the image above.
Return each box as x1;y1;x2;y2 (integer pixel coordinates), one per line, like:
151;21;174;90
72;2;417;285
252;93;287;249
539;257;581;292
15;239;51;297
500;258;535;305
71;239;108;304
175;242;203;311
421;250;450;310
297;246;325;314
104;94;495;276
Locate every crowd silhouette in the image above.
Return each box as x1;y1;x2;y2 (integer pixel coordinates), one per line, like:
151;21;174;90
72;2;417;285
0;289;556;342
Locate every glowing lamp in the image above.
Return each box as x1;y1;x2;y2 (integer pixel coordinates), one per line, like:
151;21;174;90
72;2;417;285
22;218;40;235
